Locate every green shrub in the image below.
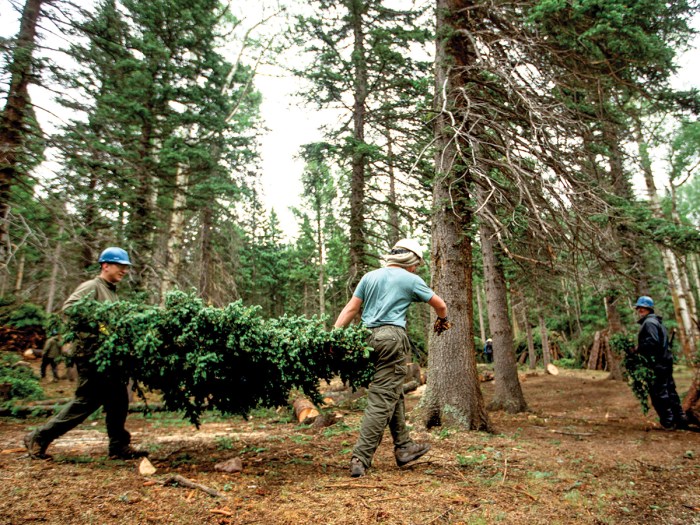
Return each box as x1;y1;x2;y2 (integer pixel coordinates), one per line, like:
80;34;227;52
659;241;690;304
0;300;47;330
0;354;44;404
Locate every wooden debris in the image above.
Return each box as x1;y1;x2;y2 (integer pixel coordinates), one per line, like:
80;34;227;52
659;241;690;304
138;457;157;476
214;457;243;473
480;370;495;382
292;396;319;423
311;412;342;430
161;474;223;498
546;363;559;376
403;380;420;393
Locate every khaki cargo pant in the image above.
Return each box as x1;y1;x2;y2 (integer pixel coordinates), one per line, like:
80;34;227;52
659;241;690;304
353;325;412;468
32;361;131;453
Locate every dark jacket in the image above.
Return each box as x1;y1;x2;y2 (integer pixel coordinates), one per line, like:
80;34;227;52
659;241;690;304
637;313;671;361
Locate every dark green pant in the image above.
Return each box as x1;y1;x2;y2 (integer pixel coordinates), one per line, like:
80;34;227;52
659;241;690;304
353;325;412;468
33;362;131;453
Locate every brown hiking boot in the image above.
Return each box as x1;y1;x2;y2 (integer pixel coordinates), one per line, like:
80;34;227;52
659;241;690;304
395;442;431;467
350;457;366;478
109;446;149;460
24;431;51;460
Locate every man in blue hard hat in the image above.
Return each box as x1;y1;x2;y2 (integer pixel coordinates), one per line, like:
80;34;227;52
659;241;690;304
24;247;148;459
634;296;690;430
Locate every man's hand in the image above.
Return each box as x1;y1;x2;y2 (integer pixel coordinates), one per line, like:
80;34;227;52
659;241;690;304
433;317;452;335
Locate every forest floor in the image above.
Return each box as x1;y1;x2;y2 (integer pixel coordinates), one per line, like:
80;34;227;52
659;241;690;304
1;363;700;525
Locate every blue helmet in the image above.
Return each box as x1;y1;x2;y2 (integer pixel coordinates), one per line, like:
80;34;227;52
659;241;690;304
635;296;654;309
98;247;131;265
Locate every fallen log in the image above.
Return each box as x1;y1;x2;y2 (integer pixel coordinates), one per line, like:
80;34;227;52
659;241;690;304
292;396;319;423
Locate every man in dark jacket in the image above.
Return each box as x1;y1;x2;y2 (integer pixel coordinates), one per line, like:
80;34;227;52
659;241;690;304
634;296;689;430
40;332;62;381
24;247;148;460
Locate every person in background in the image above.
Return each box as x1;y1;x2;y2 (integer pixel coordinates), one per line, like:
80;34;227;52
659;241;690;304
334;238;450;478
633;296;690;430
483;338;493;363
24;247;148;460
40;331;62;382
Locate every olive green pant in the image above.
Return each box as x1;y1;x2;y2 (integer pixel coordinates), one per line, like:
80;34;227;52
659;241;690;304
32;362;131;453
353;325;412;468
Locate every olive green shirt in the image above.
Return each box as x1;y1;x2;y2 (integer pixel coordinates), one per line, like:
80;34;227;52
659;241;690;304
62;276;118;312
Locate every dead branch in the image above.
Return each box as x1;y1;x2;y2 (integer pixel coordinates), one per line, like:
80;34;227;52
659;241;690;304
161;474;223;498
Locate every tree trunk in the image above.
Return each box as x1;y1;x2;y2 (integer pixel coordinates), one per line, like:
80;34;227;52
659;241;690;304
478;200;527;413
316;204;325;320
539;313;551;371
416;0;490;432
603;294;624;380
13;250;25;295
198;206;214;303
160;166;188;302
525;315;536;370
385;126;400;242
0;0;43;267
635;120;697;362
475;281;486;344
46;225;64;313
348;0;369;293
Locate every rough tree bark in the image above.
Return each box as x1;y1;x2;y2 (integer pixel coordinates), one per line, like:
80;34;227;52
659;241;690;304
478;193;527;412
416;0;491;432
348;0;369;292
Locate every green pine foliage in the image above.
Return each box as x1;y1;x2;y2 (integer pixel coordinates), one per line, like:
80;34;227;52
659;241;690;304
0;354;44;406
614;333;654;414
63;290;374;426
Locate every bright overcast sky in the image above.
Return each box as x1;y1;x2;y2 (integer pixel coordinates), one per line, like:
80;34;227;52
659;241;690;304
1;1;698;240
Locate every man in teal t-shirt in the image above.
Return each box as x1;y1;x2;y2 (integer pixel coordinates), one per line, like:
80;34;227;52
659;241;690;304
334;239;449;477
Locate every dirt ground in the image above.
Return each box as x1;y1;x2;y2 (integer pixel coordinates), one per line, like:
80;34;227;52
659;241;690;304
1;364;699;525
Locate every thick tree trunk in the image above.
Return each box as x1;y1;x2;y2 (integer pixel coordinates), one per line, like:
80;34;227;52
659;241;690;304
416;0;490;432
348;1;369;292
478;200;527;413
0;0;43;267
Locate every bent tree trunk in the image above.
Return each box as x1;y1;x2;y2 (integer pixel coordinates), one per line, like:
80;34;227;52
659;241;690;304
416;0;490;432
478;199;527;413
0;0;43;266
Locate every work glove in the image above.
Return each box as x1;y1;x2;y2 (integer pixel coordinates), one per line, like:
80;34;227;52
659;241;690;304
433;316;452;336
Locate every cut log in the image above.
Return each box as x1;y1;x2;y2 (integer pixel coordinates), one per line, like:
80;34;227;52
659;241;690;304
546;363;559;376
292;396;319;423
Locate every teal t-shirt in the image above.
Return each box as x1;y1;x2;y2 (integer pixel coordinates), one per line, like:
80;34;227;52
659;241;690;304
353;267;435;328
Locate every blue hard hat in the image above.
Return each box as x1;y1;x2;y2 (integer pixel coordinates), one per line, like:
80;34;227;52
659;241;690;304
635;296;654;309
98;247;131;265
